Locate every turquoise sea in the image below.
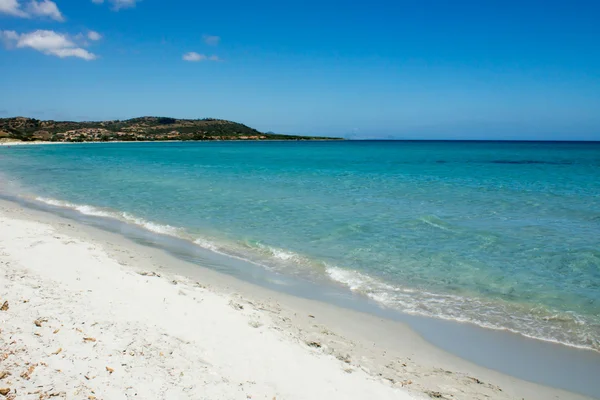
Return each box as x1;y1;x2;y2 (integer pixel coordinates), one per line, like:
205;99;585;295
1;141;599;352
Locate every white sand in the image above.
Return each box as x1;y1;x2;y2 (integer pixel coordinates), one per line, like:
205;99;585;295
0;141;155;146
0;210;419;400
0;202;592;400
0;140;55;146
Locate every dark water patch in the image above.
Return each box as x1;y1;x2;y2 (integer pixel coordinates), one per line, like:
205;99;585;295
490;160;574;165
435;160;578;165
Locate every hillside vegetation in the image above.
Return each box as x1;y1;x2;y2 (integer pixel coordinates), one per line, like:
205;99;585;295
0;116;339;142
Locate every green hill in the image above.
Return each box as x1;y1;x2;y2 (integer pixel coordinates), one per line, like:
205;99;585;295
0;116;340;142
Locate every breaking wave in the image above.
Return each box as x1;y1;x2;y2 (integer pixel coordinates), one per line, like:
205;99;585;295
35;197;182;237
325;266;600;352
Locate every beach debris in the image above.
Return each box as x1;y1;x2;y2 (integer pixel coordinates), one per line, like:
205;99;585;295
229;301;244;310
51;348;62;355
467;376;483;384
106;366;114;374
308;315;315;318
53;329;60;334
20;364;37;380
137;271;160;277
83;337;97;343
305;340;321;348
400;380;412;386
34;318;48;327
0;388;10;396
0;371;10;380
0;301;8;311
336;354;351;364
425;391;444;398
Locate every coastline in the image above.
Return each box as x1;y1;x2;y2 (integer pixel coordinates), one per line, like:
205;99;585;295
0;140;183;146
0;199;594;400
0;139;342;146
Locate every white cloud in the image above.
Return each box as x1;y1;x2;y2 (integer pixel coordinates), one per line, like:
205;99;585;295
51;47;95;59
0;0;64;20
1;30;97;60
0;30;19;48
182;52;222;62
183;52;206;62
27;0;63;21
87;30;102;41
111;0;137;10
0;0;27;17
203;35;220;46
92;0;140;10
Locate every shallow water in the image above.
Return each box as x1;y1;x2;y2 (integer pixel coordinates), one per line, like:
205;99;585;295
1;141;599;352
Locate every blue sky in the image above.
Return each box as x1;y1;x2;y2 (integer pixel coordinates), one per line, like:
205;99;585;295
1;0;599;139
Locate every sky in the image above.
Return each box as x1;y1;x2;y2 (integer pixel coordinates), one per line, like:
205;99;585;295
1;0;599;140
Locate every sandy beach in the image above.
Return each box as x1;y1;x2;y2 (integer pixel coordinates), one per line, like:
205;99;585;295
0;140;172;146
2;0;598;397
0;140;53;146
0;200;594;400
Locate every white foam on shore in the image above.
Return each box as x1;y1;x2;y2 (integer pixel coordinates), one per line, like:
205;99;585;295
36;197;114;218
32;195;279;274
35;197;181;237
253;242;302;262
270;248;299;261
121;212;181;236
325;265;600;353
193;238;220;252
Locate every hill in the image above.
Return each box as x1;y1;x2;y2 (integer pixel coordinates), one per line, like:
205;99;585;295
0;116;340;142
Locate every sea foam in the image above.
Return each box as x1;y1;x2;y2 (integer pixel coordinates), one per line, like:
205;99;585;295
35;197;181;237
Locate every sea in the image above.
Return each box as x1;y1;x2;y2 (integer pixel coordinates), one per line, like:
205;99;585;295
1;140;599;354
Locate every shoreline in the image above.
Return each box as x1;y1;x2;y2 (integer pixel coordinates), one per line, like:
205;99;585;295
0;139;342;146
5;191;599;354
0;199;596;399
